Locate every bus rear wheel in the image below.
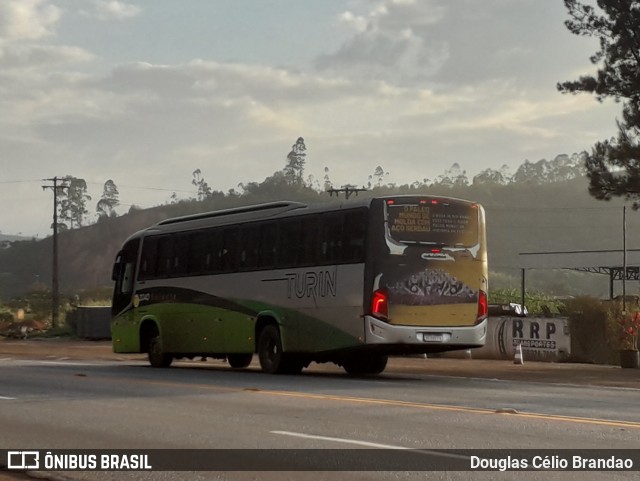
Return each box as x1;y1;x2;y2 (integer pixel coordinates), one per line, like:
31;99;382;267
258;325;302;374
228;353;253;369
343;354;388;376
148;334;173;368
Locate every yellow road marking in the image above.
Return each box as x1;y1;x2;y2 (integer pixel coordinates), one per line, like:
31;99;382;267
12;361;640;430
249;388;640;430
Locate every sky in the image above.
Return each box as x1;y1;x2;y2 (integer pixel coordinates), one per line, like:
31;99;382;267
0;0;623;237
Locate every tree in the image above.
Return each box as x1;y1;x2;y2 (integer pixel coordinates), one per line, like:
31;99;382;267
512;159;545;184
57;176;91;229
558;0;640;205
434;163;468;188
368;165;388;188
192;169;212;201
283;137;307;185
96;179;119;218
473;168;505;186
323;166;333;191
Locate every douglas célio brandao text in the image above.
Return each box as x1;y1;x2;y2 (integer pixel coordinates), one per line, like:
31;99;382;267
470;454;634;471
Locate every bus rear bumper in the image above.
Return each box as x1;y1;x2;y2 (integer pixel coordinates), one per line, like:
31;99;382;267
364;315;487;349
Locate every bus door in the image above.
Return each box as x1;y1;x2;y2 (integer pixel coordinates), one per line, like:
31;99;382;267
112;238;140;317
373;198;487;328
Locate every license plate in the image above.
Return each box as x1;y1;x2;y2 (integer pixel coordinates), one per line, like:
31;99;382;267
421;334;443;342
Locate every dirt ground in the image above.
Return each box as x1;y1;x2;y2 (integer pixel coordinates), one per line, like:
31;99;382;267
1;337;639;389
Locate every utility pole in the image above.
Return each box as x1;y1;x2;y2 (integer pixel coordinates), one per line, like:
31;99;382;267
42;177;68;329
623;205;627;313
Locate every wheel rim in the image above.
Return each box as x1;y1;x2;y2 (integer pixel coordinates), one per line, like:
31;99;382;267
266;337;279;368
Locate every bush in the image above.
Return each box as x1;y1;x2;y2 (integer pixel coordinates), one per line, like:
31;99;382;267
0;308;14;324
604;300;640;351
489;288;565;316
565;296;619;364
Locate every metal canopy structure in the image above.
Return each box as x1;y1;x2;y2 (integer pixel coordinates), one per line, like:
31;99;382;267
518;249;640;303
520;249;640;275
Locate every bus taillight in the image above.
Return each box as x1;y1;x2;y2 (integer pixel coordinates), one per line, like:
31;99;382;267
477;290;488;324
371;289;389;320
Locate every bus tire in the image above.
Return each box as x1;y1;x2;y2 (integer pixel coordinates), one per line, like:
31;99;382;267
148;335;173;368
228;353;253;369
343;354;388;376
257;325;302;374
280;356;304;375
368;354;388;374
258;325;284;373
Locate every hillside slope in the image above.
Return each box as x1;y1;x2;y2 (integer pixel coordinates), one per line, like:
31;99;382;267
1;176;637;300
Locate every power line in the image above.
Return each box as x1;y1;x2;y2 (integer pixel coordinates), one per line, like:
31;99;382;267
1;179;194;193
84;181;193;193
0;179;42;184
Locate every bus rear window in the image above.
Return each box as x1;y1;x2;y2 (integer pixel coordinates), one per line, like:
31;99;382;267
387;202;479;246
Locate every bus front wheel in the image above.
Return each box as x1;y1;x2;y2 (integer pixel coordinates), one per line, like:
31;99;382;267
148;335;173;368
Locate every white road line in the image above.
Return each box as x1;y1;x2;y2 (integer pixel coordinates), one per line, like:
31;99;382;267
0;395;16;400
271;431;411;449
270;431;468;460
20;360;94;366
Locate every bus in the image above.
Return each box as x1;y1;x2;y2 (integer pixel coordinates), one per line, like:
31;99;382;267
111;196;488;375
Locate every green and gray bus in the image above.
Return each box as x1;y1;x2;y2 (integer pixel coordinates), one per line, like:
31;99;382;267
111;196;488;375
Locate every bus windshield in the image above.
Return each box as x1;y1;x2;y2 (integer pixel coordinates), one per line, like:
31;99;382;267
386;200;479;247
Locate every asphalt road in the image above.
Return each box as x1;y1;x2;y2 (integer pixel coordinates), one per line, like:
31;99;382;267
1;351;639;481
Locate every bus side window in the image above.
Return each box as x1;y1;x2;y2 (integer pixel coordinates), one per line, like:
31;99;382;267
238;225;259;271
188;232;207;275
259;222;277;268
156;236;174;277
299;217;318;266
277;220;301;268
172;234;189;277
319;213;344;265
343;210;367;263
221;228;238;272
139;237;158;280
208;229;223;273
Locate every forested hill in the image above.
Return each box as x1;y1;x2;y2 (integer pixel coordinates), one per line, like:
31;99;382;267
1;165;639;300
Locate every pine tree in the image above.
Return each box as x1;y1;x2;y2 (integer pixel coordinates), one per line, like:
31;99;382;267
58;176;91;229
96;179;119;218
192;169;212;201
558;0;640;205
283;137;307;185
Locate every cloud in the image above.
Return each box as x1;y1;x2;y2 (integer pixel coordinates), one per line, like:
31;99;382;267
85;1;141;20
0;0;622;237
316;0;592;90
316;0;448;81
0;0;61;43
0;44;94;69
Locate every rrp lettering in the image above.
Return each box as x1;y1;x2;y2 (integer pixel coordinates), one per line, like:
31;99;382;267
512;319;556;340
